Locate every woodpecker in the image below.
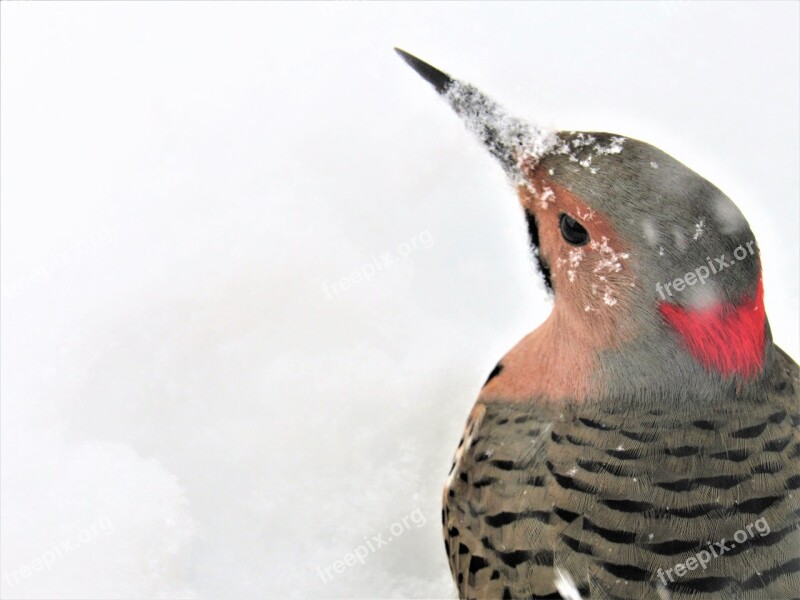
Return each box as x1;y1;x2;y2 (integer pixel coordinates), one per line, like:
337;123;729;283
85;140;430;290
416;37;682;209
396;49;800;599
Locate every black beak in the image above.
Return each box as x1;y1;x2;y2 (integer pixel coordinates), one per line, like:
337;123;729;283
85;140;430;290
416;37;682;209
394;48;454;95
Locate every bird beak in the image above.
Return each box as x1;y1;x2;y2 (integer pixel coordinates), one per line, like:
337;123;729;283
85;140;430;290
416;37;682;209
394;48;556;180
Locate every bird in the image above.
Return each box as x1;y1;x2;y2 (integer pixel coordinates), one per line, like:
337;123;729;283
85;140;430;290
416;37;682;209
395;49;800;600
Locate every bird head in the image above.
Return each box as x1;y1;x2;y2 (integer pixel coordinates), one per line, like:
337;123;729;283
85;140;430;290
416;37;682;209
396;49;770;401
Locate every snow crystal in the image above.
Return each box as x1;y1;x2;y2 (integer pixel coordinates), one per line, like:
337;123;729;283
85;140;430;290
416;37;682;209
571;133;596;148
650;161;658;169
693;218;706;240
552;134;626;174
564;249;583;282
568;248;584;268
591;236;630;275
539;186;556;209
584;238;628;310
593;136;626;155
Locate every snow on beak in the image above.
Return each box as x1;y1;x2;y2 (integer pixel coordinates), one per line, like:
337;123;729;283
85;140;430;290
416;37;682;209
394;48;557;181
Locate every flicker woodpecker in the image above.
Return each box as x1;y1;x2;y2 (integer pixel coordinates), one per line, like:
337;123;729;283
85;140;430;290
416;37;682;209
396;49;800;599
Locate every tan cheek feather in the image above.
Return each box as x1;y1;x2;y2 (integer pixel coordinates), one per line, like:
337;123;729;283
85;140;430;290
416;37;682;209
479;174;637;405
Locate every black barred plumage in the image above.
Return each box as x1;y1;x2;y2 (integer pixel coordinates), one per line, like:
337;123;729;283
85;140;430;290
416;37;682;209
443;350;800;599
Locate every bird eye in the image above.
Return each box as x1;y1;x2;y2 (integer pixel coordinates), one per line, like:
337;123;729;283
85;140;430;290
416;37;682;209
559;213;589;246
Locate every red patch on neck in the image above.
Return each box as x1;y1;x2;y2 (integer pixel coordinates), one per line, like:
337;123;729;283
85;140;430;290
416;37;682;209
659;277;765;379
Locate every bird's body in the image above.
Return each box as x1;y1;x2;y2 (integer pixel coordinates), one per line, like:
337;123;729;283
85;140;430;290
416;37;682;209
395;49;800;599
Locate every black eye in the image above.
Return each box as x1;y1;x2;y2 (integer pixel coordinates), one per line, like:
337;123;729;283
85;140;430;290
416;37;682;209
559;213;589;246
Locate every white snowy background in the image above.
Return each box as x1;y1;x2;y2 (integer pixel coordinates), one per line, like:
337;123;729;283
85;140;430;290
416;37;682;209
1;2;798;598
